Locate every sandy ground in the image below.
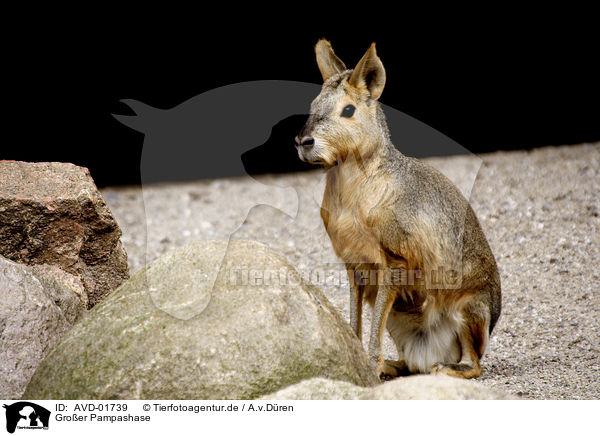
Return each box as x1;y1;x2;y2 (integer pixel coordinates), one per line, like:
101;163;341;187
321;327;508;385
102;143;599;400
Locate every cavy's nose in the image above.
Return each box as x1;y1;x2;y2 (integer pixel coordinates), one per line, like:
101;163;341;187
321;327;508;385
295;136;315;148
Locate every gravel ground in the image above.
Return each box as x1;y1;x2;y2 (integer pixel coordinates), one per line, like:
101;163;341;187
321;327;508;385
102;143;599;400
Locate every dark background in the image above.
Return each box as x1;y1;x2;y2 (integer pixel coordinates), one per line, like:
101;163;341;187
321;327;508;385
4;15;599;187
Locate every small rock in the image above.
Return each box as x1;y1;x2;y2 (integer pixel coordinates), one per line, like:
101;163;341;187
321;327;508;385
260;375;516;400
259;378;368;400
359;375;516;400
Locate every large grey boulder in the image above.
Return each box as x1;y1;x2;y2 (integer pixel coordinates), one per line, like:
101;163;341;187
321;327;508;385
0;161;129;308
23;240;379;399
0;255;85;399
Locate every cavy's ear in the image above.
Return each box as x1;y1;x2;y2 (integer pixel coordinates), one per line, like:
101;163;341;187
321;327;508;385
349;43;386;100
315;39;347;82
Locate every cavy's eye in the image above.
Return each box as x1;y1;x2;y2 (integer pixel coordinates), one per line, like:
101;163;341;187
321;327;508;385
341;104;355;118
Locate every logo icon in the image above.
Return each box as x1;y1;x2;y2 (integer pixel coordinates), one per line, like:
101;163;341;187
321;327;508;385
3;402;50;434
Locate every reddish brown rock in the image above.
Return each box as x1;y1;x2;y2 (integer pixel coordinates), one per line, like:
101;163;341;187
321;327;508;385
0;161;129;307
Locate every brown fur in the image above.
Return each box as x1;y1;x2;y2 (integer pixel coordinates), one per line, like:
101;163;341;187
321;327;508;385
296;39;501;379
